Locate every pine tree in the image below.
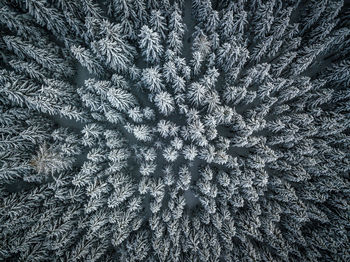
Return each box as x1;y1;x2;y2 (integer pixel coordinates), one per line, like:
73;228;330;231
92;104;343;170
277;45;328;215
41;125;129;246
139;25;163;64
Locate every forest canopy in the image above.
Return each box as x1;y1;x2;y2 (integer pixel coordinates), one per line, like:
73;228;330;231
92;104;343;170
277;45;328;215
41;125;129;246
0;0;350;261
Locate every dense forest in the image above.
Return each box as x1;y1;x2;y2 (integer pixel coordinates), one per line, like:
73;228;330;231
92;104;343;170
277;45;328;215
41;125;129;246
0;0;350;261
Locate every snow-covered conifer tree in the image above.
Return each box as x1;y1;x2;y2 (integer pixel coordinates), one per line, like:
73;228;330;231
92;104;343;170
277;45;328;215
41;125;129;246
139;25;163;64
